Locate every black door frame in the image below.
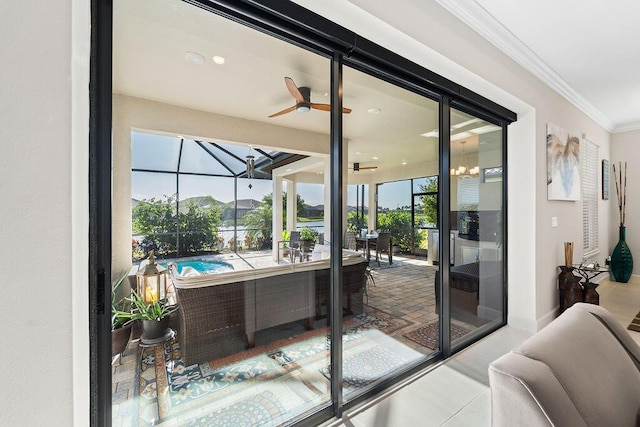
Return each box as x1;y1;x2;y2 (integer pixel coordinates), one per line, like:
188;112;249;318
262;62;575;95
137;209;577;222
90;0;515;425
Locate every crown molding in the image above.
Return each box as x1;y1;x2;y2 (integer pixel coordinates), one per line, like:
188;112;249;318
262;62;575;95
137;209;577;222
612;121;640;134
436;0;616;132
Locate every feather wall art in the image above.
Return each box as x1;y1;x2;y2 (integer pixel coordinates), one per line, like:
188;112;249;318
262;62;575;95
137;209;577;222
547;122;581;201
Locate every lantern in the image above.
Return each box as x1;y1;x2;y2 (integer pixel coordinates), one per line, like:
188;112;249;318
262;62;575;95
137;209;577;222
136;251;167;304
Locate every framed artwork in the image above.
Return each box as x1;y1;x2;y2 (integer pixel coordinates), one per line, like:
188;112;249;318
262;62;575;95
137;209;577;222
602;159;609;200
547;123;581;201
482;166;503;183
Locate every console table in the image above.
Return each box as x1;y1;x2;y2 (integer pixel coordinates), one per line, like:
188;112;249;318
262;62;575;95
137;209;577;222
558;265;608;313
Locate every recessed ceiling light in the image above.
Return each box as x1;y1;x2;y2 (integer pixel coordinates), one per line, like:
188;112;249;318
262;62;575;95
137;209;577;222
402;160;407;165
372;156;379;160
212;55;225;65
184;51;205;64
367;108;382;114
356;151;363;155
286;168;292;172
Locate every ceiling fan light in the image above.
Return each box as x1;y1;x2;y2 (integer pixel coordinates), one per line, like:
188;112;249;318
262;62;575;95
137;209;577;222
296;105;310;113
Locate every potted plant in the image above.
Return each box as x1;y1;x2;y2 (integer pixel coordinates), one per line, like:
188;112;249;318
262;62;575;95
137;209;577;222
114;290;178;341
111;271;134;358
300;227;319;243
281;230;291;257
299;227;319;259
363;266;376;303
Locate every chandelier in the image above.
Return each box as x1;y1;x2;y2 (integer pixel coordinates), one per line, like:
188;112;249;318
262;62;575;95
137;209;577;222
450;140;479;176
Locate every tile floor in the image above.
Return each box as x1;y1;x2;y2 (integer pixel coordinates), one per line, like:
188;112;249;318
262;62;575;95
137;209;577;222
329;275;640;426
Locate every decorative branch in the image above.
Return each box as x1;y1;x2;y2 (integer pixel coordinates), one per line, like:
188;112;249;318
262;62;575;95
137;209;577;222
613;161;628;227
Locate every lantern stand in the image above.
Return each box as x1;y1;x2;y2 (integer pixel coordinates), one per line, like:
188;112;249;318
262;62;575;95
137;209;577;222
136;251;175;345
136;250;167;304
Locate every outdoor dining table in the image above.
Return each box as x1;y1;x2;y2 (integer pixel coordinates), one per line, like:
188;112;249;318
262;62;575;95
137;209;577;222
356;234;378;261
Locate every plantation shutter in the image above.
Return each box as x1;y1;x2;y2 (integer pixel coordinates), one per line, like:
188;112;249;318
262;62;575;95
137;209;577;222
582;138;599;260
457;176;479;208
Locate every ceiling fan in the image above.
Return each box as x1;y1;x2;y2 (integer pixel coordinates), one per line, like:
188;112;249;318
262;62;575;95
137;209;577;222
268;77;352;118
349;162;378;172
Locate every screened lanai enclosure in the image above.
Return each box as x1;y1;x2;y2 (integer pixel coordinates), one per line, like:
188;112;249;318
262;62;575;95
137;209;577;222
130;132;311;261
104;0;512;426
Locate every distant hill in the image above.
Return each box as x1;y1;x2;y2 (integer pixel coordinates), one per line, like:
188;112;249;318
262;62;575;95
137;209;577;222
132;196;367;213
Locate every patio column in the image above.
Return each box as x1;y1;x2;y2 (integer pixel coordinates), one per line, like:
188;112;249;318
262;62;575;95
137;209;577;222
368;178;376;232
273;175;284;261
286;178;297;234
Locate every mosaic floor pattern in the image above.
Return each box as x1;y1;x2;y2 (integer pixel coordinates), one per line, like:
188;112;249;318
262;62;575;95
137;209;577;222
137;307;423;426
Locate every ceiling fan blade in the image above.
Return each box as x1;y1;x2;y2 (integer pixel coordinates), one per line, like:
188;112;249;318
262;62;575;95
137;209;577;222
268;105;297;118
310;103;331;111
349;162;377;172
284;77;305;103
311;103;352;114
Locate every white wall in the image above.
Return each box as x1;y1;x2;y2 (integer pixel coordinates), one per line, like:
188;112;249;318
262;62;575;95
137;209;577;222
611;129;640;275
1;0;89;425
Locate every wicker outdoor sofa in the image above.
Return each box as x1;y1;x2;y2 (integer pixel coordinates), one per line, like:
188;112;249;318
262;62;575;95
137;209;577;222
168;249;368;365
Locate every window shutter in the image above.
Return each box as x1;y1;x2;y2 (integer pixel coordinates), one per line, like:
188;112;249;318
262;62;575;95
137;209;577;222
457;176;479;207
582;138;599;260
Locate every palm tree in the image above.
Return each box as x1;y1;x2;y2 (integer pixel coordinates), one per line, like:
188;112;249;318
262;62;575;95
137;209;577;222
243;202;272;248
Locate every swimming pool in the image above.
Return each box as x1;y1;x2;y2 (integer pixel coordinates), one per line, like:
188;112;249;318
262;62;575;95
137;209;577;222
169;259;235;274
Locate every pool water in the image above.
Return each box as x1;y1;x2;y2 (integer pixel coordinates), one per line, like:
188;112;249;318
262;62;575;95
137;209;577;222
171;260;234;274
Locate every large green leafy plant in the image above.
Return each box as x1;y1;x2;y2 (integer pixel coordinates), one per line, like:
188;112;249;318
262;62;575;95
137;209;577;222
113;290;177;322
132;195;221;259
111;271;133;330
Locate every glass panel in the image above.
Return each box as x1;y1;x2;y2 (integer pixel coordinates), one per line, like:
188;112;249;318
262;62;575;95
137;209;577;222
177;175;227;257
115;0;332;425
296;182;325;238
449;108;504;345
237;178;273;250
179;139;234;176
131;171;177;262
342;65;440;402
131;131;180;171
199;141;250;176
347;184;369;234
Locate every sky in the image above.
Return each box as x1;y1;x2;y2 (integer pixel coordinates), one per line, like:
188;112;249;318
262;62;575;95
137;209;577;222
132;174;356;207
129;131;433;208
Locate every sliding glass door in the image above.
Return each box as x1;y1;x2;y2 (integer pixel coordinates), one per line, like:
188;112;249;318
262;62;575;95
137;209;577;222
97;0;514;425
341;65;441;403
112;0;334;424
448;108;505;346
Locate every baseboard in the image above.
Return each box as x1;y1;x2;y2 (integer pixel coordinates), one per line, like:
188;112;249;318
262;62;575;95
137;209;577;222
478;305;501;321
536;307;560;330
507;314;537;333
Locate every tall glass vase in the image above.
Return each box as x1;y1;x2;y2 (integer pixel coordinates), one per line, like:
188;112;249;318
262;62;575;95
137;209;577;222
611;226;633;283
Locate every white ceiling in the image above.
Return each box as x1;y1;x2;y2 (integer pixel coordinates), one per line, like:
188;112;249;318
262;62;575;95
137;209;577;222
113;0;503;178
435;0;640;133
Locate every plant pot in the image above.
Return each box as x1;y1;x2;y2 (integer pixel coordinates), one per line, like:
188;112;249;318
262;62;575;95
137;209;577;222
142;316;170;340
611;226;633;283
112;323;132;357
